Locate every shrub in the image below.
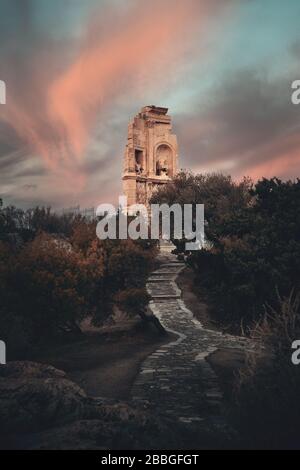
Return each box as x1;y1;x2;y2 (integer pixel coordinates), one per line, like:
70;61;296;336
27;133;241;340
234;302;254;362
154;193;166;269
114;288;151;316
0;217;157;353
152;174;300;329
0;233;94;352
232;291;300;448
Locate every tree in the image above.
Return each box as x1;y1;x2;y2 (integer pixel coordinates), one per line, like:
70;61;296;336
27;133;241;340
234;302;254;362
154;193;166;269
152;172;300;330
150;170;252;247
0;202;158;353
0;233;94;347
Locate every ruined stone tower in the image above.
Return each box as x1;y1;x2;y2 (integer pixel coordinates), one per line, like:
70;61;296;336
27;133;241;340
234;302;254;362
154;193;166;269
122;105;178;209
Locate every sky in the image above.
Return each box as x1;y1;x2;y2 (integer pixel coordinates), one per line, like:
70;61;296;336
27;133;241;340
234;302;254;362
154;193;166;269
0;0;300;209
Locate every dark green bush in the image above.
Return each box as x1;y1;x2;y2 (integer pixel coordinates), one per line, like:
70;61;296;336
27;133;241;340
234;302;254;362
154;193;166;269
232;292;300;448
114;288;151;316
152;173;300;330
0;202;156;354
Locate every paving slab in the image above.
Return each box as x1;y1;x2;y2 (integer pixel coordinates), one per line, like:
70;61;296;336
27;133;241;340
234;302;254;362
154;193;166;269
131;244;254;442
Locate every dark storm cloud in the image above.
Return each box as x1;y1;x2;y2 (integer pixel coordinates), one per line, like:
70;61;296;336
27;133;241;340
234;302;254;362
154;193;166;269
0;0;68;176
22;183;37;191
15;165;46;178
176;69;300;178
0;149;26;172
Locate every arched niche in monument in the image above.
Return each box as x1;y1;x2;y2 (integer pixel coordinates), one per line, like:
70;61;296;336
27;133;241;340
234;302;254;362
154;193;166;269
155;144;173;177
135;149;144;174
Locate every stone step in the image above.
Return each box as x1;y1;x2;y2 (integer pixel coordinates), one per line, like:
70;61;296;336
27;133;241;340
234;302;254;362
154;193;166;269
147;282;181;298
149;293;181;299
163;263;185;267
131;252;246;439
152;270;182;275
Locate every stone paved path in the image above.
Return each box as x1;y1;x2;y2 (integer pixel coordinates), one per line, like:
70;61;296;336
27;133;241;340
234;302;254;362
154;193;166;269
131;243;254;443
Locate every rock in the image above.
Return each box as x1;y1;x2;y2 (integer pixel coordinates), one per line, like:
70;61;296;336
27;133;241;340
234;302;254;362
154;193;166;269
0;360;181;450
8;407;181;450
0;358;224;449
0;361;89;433
0;361;66;379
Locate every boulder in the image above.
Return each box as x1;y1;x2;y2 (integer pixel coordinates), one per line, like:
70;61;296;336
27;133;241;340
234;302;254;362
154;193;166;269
0;361;89;433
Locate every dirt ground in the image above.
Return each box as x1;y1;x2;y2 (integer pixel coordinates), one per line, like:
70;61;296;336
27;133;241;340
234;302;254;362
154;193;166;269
177;267;219;330
29;320;172;399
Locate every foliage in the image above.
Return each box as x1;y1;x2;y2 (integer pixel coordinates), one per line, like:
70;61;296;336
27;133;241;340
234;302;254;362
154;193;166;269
152;173;300;330
232;291;300;448
0;201;157;354
114;288;151;316
150;170;252;245
152;172;300;445
0;234;94;351
0;202;84;243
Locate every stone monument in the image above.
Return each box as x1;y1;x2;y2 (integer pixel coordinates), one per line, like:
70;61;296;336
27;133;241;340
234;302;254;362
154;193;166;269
122;105;178;210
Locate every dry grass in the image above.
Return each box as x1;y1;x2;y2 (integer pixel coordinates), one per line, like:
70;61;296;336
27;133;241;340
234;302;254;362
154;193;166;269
250;289;300;352
231;290;300;448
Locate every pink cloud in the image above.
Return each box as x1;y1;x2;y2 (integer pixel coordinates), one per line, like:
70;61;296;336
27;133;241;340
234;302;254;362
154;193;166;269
2;0;220;193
